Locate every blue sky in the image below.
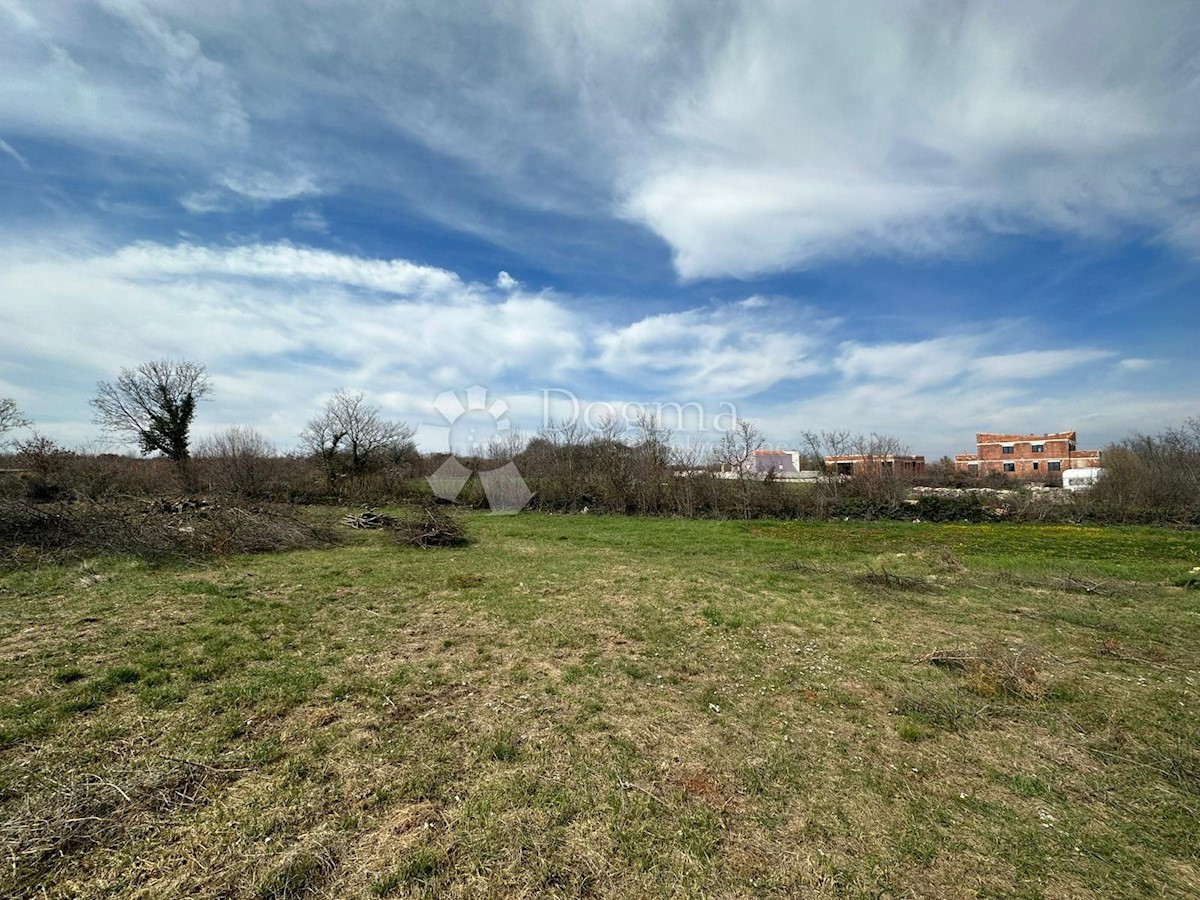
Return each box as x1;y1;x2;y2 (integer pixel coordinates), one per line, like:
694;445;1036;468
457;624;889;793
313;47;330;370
1;0;1198;457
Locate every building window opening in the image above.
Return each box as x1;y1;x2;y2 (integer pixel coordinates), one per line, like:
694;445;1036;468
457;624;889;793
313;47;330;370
1002;445;1014;454
1003;462;1016;472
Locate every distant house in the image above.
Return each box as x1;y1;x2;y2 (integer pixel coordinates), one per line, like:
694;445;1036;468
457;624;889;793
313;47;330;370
716;449;821;481
752;449;802;477
954;431;1101;477
823;454;925;476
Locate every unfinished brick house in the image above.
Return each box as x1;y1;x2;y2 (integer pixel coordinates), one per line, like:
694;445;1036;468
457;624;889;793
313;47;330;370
824;454;926;476
954;431;1101;477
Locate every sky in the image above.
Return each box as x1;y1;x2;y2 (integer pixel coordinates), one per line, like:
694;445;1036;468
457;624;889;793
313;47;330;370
1;0;1198;458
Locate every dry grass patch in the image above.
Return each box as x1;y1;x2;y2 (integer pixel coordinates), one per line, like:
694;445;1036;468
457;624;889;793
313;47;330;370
0;758;246;897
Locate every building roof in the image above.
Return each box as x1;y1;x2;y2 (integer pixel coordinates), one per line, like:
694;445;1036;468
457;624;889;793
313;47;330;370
824;454;925;462
975;431;1076;443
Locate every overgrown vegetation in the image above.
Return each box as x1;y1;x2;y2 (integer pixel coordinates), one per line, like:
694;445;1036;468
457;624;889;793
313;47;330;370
7;370;1200;525
0;514;1196;897
0;498;336;568
1089;416;1200;524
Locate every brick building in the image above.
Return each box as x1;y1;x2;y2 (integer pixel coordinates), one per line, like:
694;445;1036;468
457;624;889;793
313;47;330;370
824;454;926;476
954;431;1100;477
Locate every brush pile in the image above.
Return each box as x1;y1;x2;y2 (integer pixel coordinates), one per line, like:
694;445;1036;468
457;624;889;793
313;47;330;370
388;503;469;549
921;640;1048;699
0;498;337;568
341;510;398;529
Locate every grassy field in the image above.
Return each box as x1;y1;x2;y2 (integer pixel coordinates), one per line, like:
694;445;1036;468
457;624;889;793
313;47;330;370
1;513;1198;898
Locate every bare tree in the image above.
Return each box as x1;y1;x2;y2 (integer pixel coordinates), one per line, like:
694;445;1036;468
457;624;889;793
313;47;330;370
1092;416;1200;519
711;419;765;518
629;412;673;513
801;429;852;469
0;397;31;443
485;427;527;463
713;419;765;477
91;360;212;466
300;390;415;480
671;439;711;517
195;425;277;496
801;429;856;500
594;411;627;445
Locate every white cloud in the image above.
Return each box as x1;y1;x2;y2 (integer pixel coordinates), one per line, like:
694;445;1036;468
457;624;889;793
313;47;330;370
971;349;1115;380
0;239;587;447
0;137;31;170
218;169;318;202
0;236;1190;455
3;2;1198;276
1118;358;1157;372
596;303;824;397
291;208;328;233
99;241;467;296
837;337;978;389
0;0;248;159
837;338;1115;388
618;2;1200;277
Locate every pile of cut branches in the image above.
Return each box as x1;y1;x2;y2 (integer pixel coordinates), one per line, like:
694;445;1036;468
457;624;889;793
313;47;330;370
0;498;337;568
341;510;398;529
388;503;469;549
921;640;1049;699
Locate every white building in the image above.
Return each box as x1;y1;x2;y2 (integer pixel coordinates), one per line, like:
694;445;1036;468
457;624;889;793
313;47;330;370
1062;467;1104;491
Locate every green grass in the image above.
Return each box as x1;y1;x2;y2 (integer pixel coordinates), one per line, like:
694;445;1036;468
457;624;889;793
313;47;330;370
1;513;1198;898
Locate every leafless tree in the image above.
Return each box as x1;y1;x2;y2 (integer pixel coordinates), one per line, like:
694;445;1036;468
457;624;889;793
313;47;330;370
594;412;627;445
1092;416;1200;519
711;419;765;518
633;412;673;469
91;360;212;466
0;397;31;444
629;412;673;512
542;417;589;449
195;425;278;497
485;427;527;463
801;429;852;470
713;419;765;477
300;390;415;480
671;439;711;517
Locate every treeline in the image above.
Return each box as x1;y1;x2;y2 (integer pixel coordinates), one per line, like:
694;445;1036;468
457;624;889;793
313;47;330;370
5;411;1199;526
1;361;1198;525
